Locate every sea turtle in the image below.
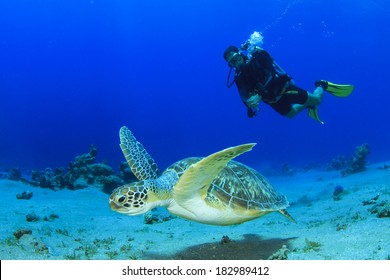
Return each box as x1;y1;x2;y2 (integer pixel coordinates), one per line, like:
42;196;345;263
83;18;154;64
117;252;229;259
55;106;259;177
109;126;295;225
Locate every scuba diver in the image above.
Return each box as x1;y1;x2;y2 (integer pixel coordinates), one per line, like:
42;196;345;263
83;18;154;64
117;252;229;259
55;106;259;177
224;32;354;124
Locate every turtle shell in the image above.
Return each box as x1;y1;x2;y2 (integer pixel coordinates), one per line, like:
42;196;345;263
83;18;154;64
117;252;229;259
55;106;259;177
164;158;288;211
207;161;288;211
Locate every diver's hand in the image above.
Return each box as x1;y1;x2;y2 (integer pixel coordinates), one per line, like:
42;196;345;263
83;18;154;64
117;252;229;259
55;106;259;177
247;108;256;118
246;94;261;109
247;107;259;118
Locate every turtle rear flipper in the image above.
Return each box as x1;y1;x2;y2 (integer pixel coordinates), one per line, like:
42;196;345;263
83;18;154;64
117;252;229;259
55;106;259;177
119;126;159;180
278;209;297;223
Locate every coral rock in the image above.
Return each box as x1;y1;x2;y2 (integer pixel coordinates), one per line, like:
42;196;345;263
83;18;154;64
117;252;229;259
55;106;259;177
16;191;33;200
13;229;32;240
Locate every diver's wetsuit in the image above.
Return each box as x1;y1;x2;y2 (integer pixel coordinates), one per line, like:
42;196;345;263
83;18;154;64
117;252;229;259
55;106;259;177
234;49;309;116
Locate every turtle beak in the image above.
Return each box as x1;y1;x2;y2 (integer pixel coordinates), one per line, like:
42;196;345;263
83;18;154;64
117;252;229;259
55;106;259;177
109;199;132;214
109;199;120;210
108;193;125;211
108;194;139;215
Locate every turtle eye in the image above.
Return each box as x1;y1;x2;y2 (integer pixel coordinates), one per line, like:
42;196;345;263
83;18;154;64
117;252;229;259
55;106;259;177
118;196;126;203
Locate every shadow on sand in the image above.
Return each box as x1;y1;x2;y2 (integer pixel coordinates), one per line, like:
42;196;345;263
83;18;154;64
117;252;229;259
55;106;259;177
144;234;296;260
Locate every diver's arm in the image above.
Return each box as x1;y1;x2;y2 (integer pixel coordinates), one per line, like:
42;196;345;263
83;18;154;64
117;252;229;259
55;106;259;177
237;85;251;104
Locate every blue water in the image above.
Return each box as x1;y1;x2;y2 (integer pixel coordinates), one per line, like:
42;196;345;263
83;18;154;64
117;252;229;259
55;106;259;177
0;0;389;172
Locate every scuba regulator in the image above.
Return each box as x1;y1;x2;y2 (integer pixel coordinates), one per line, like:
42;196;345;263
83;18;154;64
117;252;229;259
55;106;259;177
226;31;264;88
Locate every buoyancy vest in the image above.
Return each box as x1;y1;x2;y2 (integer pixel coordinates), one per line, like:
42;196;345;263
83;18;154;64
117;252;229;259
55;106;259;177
244;48;291;104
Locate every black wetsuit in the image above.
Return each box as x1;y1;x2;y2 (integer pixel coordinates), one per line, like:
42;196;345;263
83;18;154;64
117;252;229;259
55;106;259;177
234;49;308;116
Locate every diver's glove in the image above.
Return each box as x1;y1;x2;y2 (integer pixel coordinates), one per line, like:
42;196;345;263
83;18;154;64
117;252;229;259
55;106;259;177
246;94;261;108
246;94;261;118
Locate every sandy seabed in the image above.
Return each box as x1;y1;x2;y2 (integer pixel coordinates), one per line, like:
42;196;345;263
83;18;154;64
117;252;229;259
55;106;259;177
0;161;389;260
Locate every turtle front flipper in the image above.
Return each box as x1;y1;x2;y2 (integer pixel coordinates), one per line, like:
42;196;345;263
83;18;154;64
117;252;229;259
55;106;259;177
173;143;256;208
119;126;159;180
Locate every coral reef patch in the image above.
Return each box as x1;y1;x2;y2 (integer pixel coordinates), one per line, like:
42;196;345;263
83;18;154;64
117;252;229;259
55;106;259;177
268;245;290;260
303;238;321;253
367;201;390;218
13;229;32;240
332;185;345;201
8;168;22;181
143;210;174;224
362;195;390;218
328;143;370;176
20;145;136;194
16;191;33;200
26;212;40;222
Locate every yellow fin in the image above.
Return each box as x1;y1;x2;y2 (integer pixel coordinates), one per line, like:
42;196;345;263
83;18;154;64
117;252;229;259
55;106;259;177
173;143;256;205
327;82;354;97
308;107;324;124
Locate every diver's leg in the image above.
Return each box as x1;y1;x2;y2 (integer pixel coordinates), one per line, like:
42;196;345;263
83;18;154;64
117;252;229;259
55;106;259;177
285;104;306;118
304;87;324;107
285;87;322;118
283;83;324;118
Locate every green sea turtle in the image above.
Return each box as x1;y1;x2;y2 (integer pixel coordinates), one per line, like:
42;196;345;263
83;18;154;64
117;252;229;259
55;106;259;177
109;126;295;225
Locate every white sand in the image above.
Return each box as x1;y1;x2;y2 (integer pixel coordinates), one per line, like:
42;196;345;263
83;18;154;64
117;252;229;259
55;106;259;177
0;161;389;260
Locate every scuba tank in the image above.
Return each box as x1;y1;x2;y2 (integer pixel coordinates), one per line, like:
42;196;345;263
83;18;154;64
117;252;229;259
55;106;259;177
240;31;264;60
242;31;287;77
226;31;290;88
226;31;264;88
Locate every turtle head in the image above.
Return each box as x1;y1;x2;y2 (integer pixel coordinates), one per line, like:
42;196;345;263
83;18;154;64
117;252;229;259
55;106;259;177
109;181;161;216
